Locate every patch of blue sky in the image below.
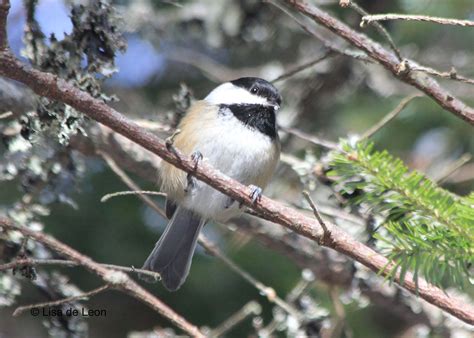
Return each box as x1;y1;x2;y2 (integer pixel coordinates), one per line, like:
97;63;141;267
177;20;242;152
109;35;166;87
7;0;71;56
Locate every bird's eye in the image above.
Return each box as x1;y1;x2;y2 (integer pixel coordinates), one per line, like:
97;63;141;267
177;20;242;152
251;87;259;94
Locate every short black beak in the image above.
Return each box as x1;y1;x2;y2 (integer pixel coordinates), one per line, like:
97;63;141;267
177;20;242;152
269;97;281;110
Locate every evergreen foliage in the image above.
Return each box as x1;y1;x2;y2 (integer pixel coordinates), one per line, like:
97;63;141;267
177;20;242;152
328;140;474;289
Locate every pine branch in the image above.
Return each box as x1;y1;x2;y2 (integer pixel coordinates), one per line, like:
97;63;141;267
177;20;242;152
328;140;474;288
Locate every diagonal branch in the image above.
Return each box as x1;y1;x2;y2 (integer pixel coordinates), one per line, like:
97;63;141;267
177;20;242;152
0;2;472;324
283;0;474;125
361;93;423;139
100;150;303;320
0;51;472;324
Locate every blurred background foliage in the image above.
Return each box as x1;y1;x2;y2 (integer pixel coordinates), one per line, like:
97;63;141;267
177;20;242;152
0;0;473;337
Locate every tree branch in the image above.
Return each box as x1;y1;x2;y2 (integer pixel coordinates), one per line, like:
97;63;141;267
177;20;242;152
284;0;474;125
361;13;474;28
0;258;162;280
0;2;472;324
339;0;402;61
361;93;422;139
13;284;111;317
0;219;204;337
100;149;304;321
0;52;472;325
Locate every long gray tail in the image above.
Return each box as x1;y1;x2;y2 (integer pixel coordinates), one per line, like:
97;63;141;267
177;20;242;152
142;207;204;291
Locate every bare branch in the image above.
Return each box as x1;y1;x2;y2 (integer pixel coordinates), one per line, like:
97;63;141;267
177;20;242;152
0;6;473;323
199;236;303;320
99;151;167;218
284;0;474;125
167;47;250;83
409;64;474;86
271;50;335;83
361;14;474;28
0;51;472;324
434;154;473;184
100;150;302;320
267;0;373;63
210;301;261;337
302;191;329;238
0;258;162;280
13;284;110;317
340;0;402;61
0;219;205;337
0;111;12;119
281;126;338;149
101;190;167;203
361;94;423;139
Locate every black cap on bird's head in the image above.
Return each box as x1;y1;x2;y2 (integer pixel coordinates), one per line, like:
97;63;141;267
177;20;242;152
205;77;281;109
203;76;282;139
231;77;282;108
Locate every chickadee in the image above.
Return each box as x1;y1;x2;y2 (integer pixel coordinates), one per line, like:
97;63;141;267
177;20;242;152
142;77;281;291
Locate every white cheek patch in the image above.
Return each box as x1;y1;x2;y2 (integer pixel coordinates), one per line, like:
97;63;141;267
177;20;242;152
205;83;269;106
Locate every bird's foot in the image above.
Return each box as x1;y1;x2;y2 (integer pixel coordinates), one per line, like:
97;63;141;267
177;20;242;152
190;150;203;168
165;129;181;151
249;185;263;204
184;150;203;193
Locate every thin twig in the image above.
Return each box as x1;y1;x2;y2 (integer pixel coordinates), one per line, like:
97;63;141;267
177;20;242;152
267;0;373;63
0;219;205;337
299;204;365;226
0;111;12;119
167;48;248;83
101;190;166;203
281;126;338;150
284;0;474;125
327;286;347;338
209;301;262;337
99;151;167;219
261;270;315;336
434;154;473;184
302;191;329;237
357;8;474;86
199;236;303;321
361;94;423;139
0;10;473;321
13;284;110;317
287;270;315;302
410;64;474;86
0;258;161;280
271;50;335;83
340;0;402;61
361;14;474;28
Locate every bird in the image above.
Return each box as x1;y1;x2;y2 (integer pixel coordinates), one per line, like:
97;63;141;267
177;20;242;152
142;77;281;291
